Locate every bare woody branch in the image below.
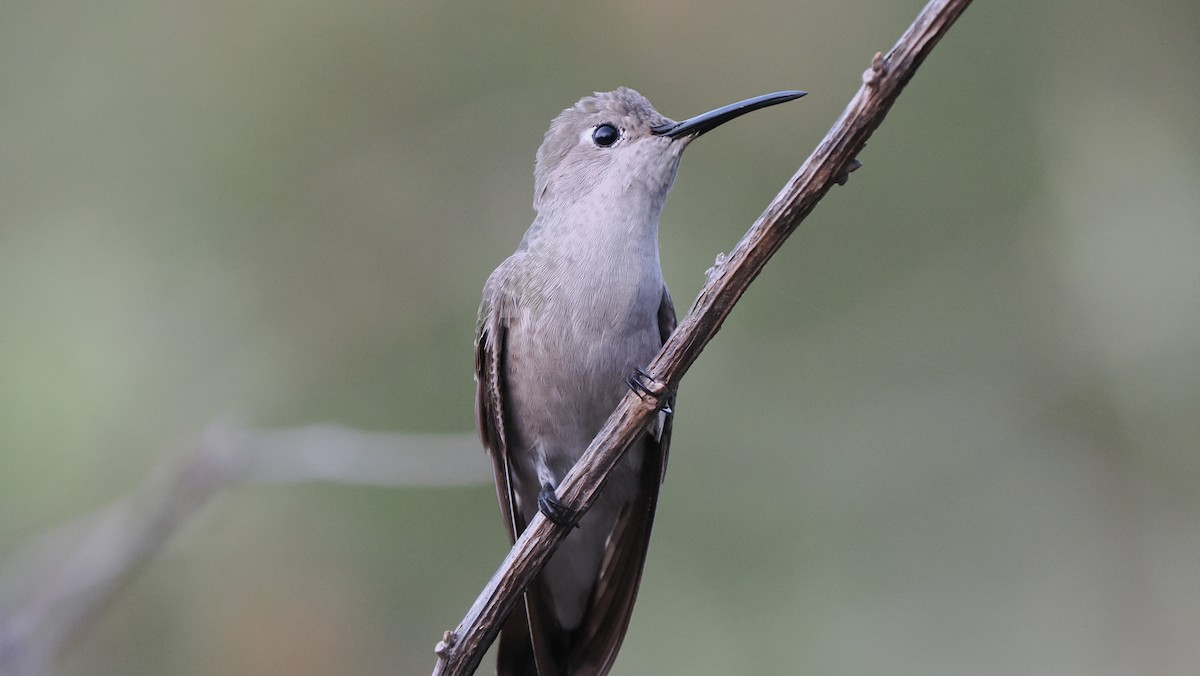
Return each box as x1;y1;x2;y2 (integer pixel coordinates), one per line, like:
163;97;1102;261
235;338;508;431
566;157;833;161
430;0;975;673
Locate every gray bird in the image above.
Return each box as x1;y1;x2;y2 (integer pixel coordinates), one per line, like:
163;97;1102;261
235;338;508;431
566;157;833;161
475;87;804;676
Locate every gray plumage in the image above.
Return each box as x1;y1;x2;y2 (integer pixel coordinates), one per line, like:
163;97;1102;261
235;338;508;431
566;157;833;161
474;86;804;676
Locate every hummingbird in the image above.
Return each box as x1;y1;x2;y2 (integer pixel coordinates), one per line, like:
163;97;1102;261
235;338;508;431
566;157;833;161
474;87;805;675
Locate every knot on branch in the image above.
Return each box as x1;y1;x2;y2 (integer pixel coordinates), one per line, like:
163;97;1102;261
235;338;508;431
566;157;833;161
862;51;889;87
434;630;458;658
705;252;727;282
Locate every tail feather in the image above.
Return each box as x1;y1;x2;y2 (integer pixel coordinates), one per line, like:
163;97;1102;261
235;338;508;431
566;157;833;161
497;589;567;676
499;433;666;676
496;601;538;676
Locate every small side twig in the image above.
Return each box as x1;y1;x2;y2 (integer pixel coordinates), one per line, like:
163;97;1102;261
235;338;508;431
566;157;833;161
431;0;974;674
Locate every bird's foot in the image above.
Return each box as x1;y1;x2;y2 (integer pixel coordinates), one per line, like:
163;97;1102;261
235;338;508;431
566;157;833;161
538;483;580;529
626;367;671;413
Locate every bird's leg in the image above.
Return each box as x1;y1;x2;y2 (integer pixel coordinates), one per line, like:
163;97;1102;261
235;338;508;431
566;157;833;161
538;482;580;529
625;367;672;414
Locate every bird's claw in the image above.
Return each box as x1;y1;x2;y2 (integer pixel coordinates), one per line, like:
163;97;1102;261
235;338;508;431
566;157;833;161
626;367;669;411
538;482;580;528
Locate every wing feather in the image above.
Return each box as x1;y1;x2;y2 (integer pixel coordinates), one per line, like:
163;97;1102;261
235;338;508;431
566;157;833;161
476;268;552;675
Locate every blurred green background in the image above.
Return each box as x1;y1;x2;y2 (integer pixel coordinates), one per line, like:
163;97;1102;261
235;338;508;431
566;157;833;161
2;0;1198;673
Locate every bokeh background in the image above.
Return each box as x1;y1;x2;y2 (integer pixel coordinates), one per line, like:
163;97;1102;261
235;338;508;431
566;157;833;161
2;0;1198;674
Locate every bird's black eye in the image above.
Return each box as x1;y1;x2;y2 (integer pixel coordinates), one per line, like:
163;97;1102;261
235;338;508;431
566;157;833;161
592;123;620;147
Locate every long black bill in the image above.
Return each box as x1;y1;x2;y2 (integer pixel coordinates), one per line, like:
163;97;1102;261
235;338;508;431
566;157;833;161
650;90;807;139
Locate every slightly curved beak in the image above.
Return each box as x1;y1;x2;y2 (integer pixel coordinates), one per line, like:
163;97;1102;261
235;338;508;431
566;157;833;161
651;90;807;139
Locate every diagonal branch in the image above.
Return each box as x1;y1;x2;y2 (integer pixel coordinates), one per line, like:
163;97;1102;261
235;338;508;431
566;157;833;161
430;0;975;673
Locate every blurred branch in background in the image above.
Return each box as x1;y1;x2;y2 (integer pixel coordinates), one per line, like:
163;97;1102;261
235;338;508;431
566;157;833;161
0;425;486;676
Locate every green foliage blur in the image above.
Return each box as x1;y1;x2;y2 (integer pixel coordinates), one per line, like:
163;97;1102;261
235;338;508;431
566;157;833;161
2;0;1198;673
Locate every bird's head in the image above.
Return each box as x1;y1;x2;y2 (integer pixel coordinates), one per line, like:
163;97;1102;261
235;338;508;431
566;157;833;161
532;87;805;217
